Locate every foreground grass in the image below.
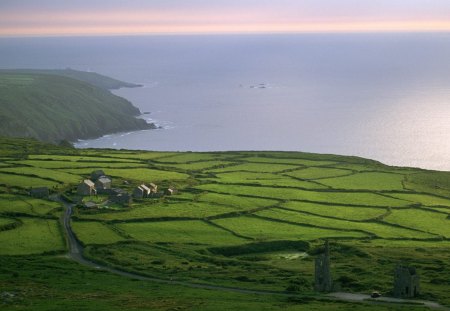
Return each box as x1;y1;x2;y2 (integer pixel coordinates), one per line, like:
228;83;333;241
0;218;65;255
0;137;448;309
2;255;434;311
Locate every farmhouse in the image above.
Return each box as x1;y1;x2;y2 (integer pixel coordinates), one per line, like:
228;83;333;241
95;176;112;193
77;179;96;196
133;184;151;198
109;188;132;205
165;187;176;195
90;170;106;181
149;183;158;193
29;187;49;198
394;265;420;298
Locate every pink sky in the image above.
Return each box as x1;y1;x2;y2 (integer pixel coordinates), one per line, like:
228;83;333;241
1;1;450;36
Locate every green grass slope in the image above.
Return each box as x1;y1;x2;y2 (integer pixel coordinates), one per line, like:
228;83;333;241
0;137;449;310
0;68;141;90
0;71;153;142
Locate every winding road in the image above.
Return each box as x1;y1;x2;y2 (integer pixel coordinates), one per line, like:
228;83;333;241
60;199;449;310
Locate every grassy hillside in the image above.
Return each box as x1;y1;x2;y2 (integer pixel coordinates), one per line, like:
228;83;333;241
0;137;449;310
0;71;153;143
0;68;141;90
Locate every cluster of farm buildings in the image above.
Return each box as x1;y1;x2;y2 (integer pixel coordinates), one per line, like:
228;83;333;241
78;170;176;207
29;169;176;207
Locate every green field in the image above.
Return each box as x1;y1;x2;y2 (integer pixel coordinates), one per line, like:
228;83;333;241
255;208;437;239
0;217;15;227
156;153;233;163
0;166;81;184
196;183;410;207
213;216;368;240
65;167;188;182
0;193;60;215
285;167;353;179
0;137;449;310
0;172;59;188
11;159;148;169
157;160;234;171
383;209;450;238
71;221;126;245
195;192;278;210
28;154;142;163
388;193;450;207
281;201;387;221
212;171;326;189
117;220;245;245
207;162;300;173
77;201;245;221
0;218;65;255
0;70;151;143
242;156;338;167
319;172;406;190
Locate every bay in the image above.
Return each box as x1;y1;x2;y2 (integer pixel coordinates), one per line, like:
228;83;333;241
1;33;449;170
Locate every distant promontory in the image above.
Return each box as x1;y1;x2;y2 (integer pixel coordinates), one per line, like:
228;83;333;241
0;68;155;143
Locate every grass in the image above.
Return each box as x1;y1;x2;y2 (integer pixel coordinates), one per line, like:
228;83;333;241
157;160;234;171
319;172;406;190
28;154;142;163
207;162;300;173
242;156;338;167
284;167;353;179
101;151;178;160
10;160;148;169
0;166;81;184
212;216;368;241
404;171;450;197
0;194;60;215
0;217;15;227
77;201;243;221
281;201;387;221
70;167;189;182
196;184;410;207
0;137;450;309
117;220;246;245
0;172;59;188
0;71;150;143
383;209;450;238
196;192;278;210
255;208;437;239
156;153;229;163
388;193;450;207
211;171;326;189
0;218;65;255
0;256;427;311
71;221;126;245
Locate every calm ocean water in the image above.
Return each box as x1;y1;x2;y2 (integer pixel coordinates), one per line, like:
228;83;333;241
1;34;450;170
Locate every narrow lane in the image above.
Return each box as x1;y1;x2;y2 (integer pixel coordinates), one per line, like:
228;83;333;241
58;198;449;310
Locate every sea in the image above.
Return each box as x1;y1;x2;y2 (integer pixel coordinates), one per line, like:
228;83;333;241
1;33;450;170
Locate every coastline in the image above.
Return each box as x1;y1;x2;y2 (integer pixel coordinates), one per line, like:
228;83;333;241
0;69;158;144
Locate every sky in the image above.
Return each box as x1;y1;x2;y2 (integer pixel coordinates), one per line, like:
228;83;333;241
1;0;450;37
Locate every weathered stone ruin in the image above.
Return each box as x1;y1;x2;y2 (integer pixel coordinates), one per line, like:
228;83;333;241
393;265;420;298
314;240;333;292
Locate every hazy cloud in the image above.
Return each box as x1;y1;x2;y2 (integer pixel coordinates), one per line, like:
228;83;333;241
1;0;450;36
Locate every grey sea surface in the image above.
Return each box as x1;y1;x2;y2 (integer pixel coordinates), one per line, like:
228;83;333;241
1;34;450;170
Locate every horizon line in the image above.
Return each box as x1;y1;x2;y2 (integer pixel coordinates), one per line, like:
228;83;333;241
1;29;450;39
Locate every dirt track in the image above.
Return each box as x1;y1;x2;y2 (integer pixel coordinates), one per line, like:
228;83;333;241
60;199;449;310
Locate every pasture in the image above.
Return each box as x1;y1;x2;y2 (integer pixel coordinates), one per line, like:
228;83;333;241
116;220;245;245
0;218;65;255
0;139;449;309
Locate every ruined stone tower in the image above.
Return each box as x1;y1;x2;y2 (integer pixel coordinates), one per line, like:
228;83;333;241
314;240;333;292
394;265;420;298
